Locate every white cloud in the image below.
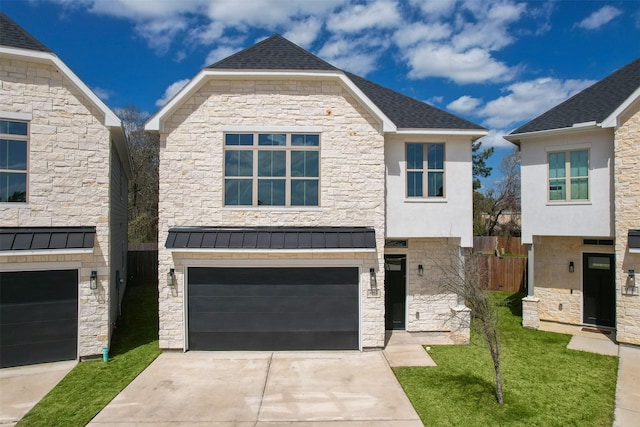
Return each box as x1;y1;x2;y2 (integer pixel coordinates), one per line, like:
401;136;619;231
283;17;322;48
189;21;225;45
92;86;112;101
318;37;381;75
327;0;402;33
404;44;513;83
204;46;239;67
393;22;451;48
426;96;444;105
576;6;622;30
409;0;457;18
447;95;482;114
134;18;189;54
476;129;515;149
477;78;596;128
155;78;190;107
452;1;526;51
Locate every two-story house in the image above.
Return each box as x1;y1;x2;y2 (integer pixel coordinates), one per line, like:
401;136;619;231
0;13;132;367
147;35;486;351
505;57;640;346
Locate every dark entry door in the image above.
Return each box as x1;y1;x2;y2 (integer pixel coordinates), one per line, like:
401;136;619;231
0;269;78;368
187;267;359;351
583;253;616;327
385;255;406;330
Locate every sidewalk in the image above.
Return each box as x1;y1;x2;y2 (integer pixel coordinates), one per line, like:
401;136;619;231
539;321;640;427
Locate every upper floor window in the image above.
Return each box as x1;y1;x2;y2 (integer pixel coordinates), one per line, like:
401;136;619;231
0;119;28;203
406;143;444;198
224;133;320;207
548;149;588;201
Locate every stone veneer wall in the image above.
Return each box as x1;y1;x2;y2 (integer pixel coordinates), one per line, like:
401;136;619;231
615;106;640;345
0;58;113;356
533;236;614;325
385;238;469;343
157;78;386;350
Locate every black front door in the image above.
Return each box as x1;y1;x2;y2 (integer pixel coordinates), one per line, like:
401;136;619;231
583;253;616;327
385;255;406;330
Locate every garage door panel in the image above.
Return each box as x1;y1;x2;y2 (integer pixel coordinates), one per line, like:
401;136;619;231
190;283;357;298
189;267;358;286
1;300;77;324
189;311;359;333
189;294;358;314
0;339;77;368
0;270;78;368
190;331;359;351
188;267;359;351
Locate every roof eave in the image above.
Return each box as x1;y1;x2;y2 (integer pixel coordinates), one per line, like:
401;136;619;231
504;122;602;143
601;86;640;128
145;69;397;133
0;46;121;129
393;128;488;137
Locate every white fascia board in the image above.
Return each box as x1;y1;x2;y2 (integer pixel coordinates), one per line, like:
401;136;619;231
0;249;94;257
630;248;640;254
0;47;121;128
167;248;376;254
394;128;488;137
601;87;640;128
503;123;601;142
145;70;397;133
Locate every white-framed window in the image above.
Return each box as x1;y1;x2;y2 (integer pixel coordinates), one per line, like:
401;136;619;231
224;133;320;207
406;143;445;198
0;119;29;203
548;149;589;201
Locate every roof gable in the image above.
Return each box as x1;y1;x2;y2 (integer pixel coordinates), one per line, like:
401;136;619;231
0;12;51;52
200;35;484;132
209;34;337;71
511;57;640;135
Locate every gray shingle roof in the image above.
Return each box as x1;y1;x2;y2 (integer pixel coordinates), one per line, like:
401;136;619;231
511;57;640;135
209;35;484;131
0;12;52;52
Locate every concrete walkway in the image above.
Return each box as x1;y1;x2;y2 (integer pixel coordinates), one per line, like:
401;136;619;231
88;351;423;426
0;360;76;426
540;321;640;427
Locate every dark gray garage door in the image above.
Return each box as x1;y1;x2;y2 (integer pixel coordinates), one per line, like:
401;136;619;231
188;267;359;351
0;269;78;368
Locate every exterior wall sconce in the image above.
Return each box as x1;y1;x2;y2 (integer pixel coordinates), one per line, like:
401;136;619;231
629;269;636;285
90;270;98;290
167;268;176;287
569;261;574;273
418;264;424;276
369;268;377;289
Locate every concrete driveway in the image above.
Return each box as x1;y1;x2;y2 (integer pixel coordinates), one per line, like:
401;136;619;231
88;351;423;426
0;360;76;426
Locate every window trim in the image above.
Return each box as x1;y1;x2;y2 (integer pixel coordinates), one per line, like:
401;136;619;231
405;142;446;199
0;118;29;204
223;132;321;207
547;148;590;203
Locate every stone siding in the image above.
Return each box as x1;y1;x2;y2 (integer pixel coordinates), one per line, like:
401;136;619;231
386;238;469;342
533;236;614;325
0;58;113;357
157;78;386;349
615;106;640;345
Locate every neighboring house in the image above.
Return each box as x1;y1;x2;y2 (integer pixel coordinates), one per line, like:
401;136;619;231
505;58;640;346
147;35;486;351
0;13;132;367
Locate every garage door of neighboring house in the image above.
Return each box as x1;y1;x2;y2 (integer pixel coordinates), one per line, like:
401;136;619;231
187;267;359;351
0;270;78;368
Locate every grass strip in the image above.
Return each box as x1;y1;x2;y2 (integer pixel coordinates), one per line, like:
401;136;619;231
395;291;618;427
18;285;161;427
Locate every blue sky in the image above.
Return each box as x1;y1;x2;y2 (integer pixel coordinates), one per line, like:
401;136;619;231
3;0;640;188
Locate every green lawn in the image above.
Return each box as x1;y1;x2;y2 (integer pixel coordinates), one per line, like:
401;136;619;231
18;285;161;427
395;292;618;427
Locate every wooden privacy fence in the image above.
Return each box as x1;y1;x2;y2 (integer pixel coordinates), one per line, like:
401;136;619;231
127;242;158;286
476;255;527;292
473;236;528;257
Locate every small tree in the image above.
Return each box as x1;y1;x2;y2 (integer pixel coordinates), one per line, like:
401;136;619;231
472;140;494;190
439;251;504;404
481;148;520;237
